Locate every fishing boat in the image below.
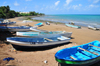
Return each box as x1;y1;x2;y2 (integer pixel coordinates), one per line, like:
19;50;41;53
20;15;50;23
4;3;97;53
16;31;72;38
88;25;98;30
35;22;43;27
0;26;37;32
65;24;81;29
30;27;48;32
55;40;100;66
7;36;70;48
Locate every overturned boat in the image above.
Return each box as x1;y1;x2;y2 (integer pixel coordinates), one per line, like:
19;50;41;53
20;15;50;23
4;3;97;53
55;40;100;66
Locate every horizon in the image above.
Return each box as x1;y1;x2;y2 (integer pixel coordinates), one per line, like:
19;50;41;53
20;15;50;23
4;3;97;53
0;0;100;14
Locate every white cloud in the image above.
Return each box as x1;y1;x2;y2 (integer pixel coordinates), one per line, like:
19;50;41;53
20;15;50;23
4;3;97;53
65;0;73;6
3;1;6;4
89;4;99;7
79;4;82;6
25;0;32;1
72;5;78;10
14;1;19;6
55;1;60;6
93;0;100;4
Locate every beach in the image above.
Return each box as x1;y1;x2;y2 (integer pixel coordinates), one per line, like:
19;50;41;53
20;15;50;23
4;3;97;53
0;16;100;66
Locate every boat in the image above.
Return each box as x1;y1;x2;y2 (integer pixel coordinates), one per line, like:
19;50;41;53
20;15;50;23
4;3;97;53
55;40;100;66
65;24;81;29
88;25;98;30
0;26;37;32
30;27;48;32
3;20;16;25
16;31;72;38
45;22;50;25
6;36;70;48
0;23;7;26
35;22;43;27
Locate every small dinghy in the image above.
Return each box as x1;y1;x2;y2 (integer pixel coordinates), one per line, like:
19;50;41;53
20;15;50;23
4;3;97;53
88;25;98;30
7;36;70;48
55;40;100;66
65;24;81;29
16;31;72;38
0;26;37;32
35;22;43;27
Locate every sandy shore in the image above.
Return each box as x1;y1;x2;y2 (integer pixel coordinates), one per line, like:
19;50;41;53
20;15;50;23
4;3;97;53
0;17;100;66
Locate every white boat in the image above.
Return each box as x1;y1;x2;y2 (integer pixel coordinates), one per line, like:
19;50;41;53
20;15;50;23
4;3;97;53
88;25;97;30
16;31;72;38
0;26;37;32
7;36;70;48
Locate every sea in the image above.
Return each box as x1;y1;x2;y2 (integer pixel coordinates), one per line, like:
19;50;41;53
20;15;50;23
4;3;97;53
32;14;100;28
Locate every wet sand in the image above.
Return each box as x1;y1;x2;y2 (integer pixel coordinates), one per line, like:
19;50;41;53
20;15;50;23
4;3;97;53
0;17;100;66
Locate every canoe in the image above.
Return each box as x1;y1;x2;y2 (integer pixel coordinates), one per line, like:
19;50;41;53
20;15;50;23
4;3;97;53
65;24;81;29
88;25;98;30
0;26;37;32
16;31;72;38
55;40;100;66
35;22;43;27
6;36;70;48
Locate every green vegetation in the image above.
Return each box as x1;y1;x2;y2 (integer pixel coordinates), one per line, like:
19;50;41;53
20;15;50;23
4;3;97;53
0;5;45;18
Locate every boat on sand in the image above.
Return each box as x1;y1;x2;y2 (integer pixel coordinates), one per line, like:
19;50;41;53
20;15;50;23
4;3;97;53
7;36;70;48
16;31;72;38
55;40;100;66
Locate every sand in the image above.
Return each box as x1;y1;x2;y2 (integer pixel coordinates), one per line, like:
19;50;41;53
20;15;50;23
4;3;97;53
0;16;100;66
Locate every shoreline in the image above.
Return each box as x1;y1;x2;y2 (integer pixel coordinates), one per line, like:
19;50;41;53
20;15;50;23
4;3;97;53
0;17;100;66
32;15;100;28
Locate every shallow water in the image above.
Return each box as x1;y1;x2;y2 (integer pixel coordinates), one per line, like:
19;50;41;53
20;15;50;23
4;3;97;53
32;14;100;28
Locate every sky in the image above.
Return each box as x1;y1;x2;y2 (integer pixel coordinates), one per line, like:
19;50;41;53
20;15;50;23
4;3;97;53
0;0;100;14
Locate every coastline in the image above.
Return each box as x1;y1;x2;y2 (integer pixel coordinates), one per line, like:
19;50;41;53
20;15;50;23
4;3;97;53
0;17;100;66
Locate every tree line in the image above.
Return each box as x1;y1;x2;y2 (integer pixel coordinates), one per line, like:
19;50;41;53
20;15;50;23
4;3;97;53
0;5;45;18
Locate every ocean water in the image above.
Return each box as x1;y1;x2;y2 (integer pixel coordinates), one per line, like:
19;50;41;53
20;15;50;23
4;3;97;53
32;14;100;28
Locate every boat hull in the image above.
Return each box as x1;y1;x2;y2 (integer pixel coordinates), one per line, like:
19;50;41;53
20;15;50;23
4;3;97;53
7;39;70;47
65;24;81;29
16;32;72;38
55;56;100;66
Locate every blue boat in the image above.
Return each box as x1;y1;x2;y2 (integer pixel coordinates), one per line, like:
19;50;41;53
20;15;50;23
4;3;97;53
65;24;81;29
35;22;43;27
0;26;37;32
7;36;70;48
55;40;100;66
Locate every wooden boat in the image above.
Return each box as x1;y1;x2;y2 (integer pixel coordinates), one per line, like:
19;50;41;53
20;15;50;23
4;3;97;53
88;25;98;30
6;36;70;48
65;24;81;29
16;31;72;38
55;40;100;66
0;26;37;32
35;22;43;27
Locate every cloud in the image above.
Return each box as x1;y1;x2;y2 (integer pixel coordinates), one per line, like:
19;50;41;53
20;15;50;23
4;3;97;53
65;0;73;6
25;0;32;1
55;1;60;6
3;1;6;4
89;4;99;7
93;0;100;4
14;1;19;6
79;4;82;6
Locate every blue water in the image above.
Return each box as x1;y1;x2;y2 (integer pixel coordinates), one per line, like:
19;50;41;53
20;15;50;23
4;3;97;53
32;14;100;28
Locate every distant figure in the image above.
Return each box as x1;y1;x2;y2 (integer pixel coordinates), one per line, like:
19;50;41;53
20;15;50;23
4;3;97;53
46;22;50;25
